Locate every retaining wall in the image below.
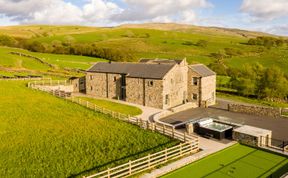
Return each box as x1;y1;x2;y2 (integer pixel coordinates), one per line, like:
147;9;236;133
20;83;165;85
228;104;282;118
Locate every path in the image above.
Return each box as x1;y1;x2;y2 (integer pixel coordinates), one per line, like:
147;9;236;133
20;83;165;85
141;137;236;178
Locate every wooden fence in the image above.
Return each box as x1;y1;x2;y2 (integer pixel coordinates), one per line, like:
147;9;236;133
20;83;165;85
28;80;200;178
85;140;198;178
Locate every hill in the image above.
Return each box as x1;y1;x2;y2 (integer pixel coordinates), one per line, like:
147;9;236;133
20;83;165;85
0;23;288;76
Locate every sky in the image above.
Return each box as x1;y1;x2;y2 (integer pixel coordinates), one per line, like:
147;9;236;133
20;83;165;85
0;0;287;36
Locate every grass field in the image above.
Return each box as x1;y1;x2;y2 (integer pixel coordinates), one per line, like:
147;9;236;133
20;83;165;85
0;81;178;178
162;144;288;178
1;24;287;75
24;25;288;75
77;97;142;116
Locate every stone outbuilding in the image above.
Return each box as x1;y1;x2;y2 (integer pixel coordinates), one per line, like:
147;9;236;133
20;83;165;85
233;125;272;147
78;58;216;109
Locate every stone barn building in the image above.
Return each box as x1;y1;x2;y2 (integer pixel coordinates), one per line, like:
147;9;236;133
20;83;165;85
79;58;216;109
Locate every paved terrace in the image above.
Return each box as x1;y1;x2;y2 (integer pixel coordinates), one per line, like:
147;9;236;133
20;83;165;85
161;98;288;140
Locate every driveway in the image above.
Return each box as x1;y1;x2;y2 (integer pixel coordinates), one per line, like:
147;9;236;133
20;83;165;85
161;106;288;141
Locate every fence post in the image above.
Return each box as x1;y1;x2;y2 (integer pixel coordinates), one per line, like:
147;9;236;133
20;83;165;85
180;143;183;156
172;127;175;138
107;168;110;178
129;160;132;175
184;132;186;142
148;154;151;168
163;125;165;135
165;148;168;162
146;121;149;130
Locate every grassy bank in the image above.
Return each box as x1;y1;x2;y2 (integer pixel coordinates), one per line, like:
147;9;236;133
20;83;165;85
0;81;178;177
77;97;142;116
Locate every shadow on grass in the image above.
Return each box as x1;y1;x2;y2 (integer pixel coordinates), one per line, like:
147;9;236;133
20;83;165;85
68;140;179;178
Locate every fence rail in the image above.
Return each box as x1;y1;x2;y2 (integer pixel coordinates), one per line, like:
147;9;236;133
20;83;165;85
27;80;199;178
85;140;198;178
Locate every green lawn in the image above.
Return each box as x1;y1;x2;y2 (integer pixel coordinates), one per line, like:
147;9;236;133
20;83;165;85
0;81;178;178
162;144;288;178
77;97;142;116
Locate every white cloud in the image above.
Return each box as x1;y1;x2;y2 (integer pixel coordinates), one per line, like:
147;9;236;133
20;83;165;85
241;0;288;20
112;0;211;23
0;0;121;25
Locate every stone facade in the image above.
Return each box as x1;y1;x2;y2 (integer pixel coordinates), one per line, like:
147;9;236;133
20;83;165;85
83;59;216;109
228;104;282;118
187;68;216;107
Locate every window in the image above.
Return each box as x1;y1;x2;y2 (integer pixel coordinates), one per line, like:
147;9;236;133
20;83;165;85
90;86;93;91
148;81;153;87
90;75;94;80
113;76;117;82
192;77;198;85
192;93;198;100
171;79;173;84
165;94;169;105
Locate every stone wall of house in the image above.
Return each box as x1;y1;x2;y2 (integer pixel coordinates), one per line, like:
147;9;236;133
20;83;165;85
200;75;216;107
228;104;282;118
187;69;201;106
163;64;188;109
86;72;107;97
107;74;121;99
126;77;144;106
144;79;164;109
71;78;80;93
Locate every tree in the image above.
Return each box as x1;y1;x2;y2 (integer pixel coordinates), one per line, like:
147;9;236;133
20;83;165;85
196;40;208;48
0;35;17;47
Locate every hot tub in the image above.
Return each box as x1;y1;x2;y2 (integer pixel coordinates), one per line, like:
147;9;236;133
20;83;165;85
194;118;233;140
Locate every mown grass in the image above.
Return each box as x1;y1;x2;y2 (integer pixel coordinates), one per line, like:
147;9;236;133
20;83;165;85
0;81;178;178
162;144;288;178
77;97;142;116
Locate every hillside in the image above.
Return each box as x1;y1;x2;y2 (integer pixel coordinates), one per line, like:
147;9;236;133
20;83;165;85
0;23;288;77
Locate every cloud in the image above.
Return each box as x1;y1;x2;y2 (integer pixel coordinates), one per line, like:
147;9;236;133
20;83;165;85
241;0;288;20
0;0;121;25
112;0;211;23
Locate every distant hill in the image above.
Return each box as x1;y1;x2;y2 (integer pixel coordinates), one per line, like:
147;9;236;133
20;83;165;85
0;23;287;76
119;23;280;38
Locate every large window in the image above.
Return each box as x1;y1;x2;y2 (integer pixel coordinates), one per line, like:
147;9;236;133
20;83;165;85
192;77;198;85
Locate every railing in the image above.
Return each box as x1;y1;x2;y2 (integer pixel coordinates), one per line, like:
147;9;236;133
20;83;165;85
70;97;131;121
28;80;71;87
85;140;199;178
0;77;50;81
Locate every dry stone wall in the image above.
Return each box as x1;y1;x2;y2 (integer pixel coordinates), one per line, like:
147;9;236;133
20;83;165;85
228;104;282;118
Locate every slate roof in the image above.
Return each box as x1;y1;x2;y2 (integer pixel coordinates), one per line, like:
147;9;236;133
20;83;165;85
189;64;216;77
87;62;175;79
139;58;184;64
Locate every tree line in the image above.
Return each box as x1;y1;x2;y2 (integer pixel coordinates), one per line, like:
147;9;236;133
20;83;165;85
216;63;288;101
0;34;135;62
247;36;288;49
